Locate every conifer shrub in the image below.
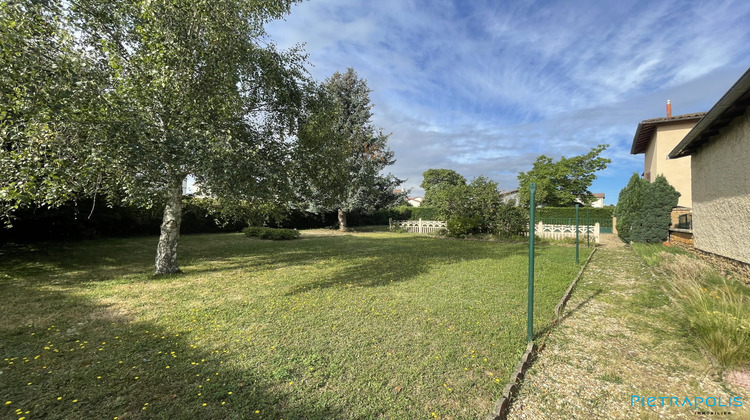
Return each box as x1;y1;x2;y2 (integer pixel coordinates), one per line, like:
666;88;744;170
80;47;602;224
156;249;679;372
615;174;679;243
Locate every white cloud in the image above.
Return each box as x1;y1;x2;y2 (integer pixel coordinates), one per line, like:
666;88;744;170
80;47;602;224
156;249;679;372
266;0;750;201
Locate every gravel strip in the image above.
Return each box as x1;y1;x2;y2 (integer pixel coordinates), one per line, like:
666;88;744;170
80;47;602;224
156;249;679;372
508;235;749;419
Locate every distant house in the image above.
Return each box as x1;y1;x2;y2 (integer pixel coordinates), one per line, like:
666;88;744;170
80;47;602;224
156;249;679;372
669;67;750;265
407;196;424;207
631;106;706;208
499;189;519;206
591;193;605;208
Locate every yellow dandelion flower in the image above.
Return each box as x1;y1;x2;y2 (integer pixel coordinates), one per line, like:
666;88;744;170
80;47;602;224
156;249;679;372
202;403;207;407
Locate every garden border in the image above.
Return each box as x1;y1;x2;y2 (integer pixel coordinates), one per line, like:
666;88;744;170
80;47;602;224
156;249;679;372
485;246;597;420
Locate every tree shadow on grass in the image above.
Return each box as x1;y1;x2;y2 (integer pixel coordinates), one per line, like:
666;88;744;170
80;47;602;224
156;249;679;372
284;235;525;295
0;233;525;293
0;281;343;419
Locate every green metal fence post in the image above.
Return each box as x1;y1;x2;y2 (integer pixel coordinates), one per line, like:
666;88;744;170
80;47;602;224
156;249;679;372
527;183;536;343
576;203;579;264
587;208;590;248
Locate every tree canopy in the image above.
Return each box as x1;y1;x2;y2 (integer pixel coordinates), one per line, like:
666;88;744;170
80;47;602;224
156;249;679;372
420;169;466;207
419;169;527;237
2;0;307;273
294;68;401;230
518;144;610;207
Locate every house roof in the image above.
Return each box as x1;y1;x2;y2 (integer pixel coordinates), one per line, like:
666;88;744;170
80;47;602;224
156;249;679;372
593;193;605;198
499;189;519;196
669;67;750;159
630;112;706;154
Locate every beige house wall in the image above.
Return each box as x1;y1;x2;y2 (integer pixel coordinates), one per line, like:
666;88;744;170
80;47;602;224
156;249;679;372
691;108;750;264
644;122;694;207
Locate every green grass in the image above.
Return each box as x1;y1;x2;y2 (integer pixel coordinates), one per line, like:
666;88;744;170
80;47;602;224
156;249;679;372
632;243;750;369
630;242;688;267
0;231;590;419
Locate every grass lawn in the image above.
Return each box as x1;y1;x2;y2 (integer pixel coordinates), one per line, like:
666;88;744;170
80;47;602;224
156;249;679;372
0;231;591;419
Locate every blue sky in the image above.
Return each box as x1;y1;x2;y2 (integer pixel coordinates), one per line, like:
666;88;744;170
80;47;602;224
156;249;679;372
266;0;750;205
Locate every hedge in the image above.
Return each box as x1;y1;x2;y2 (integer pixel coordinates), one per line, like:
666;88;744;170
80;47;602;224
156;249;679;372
536;207;613;219
243;226;300;240
0;197;247;244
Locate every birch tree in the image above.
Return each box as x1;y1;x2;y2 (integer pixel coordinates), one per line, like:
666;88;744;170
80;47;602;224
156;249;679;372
1;0;307;274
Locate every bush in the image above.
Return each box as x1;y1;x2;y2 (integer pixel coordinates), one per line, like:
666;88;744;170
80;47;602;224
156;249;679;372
243;226;300;240
447;216;482;237
492;203;528;238
409;206;440;220
615;174;679;243
631;175;680;243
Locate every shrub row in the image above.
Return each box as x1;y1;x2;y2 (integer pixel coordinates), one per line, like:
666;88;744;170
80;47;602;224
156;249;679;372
0;196;246;244
536;206;613;219
242;226;300;240
1;198;431;244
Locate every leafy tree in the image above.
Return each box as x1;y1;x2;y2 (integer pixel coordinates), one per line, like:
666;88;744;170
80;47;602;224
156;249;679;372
419;169;528;237
1;0;109;225
428;176;499;230
2;0;307;274
614;173;647;243
295;68;401;231
518;145;610;206
420;168;466;206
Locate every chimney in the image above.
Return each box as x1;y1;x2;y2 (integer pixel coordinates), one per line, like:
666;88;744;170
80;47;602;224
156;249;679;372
666;100;672;118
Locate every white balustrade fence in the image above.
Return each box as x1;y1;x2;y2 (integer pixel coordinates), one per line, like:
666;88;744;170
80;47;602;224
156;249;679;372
535;222;600;243
389;218;447;234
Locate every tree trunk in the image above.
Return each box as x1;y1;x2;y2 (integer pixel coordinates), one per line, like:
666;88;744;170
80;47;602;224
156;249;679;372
155;178;184;275
338;208;348;231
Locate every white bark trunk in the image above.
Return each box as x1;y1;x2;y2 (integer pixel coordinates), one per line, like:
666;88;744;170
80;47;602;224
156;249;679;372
155;178;183;275
338;208;348;231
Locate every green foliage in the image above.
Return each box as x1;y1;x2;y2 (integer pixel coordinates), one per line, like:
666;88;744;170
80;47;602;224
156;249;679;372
243;226;300;240
429;176;503;231
409;206;440;220
631;175;680;243
614;173;647;242
615;174;679;243
491;202;529;238
0;0;111;223
446;216;483;237
634;248;750;368
537;207;613;220
518;145;611;206
0;196;250;243
2;0;308;272
295;69;402;227
536;207;613;227
421;169;466;206
420;170;528;237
